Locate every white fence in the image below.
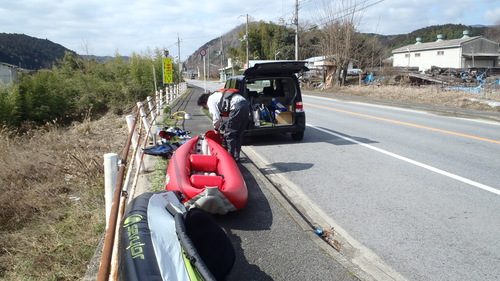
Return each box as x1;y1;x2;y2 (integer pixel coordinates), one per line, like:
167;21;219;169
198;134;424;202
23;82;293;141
99;82;187;281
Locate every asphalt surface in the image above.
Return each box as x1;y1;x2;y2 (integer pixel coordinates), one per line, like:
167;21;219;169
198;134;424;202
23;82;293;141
83;84;368;281
248;94;500;280
165;84;364;281
85;81;499;281
167;83;500;281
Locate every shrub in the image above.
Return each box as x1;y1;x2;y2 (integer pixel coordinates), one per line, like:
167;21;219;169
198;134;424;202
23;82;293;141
1;51;169;128
0;83;21;127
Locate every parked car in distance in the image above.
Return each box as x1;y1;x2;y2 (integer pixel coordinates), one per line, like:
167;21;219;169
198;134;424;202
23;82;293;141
224;61;309;141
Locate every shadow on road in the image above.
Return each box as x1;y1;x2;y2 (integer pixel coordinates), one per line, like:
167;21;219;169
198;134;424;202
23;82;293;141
214;164;274;280
245;126;379;147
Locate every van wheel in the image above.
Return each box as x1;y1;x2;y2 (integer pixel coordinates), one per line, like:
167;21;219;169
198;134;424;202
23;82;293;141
291;131;304;141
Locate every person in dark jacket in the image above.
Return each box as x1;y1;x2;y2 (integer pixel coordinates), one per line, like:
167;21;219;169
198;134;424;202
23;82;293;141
198;89;249;161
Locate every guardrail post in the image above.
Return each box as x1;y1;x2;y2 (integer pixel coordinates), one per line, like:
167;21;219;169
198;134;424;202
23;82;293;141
103;153;118;229
137;102;153;140
126;114;145;172
157;90;163;114
147;96;156;125
166;86;171;105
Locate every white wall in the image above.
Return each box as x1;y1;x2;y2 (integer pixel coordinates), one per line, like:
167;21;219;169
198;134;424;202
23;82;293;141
0;64;18;84
393;52;410;68
393;47;462;71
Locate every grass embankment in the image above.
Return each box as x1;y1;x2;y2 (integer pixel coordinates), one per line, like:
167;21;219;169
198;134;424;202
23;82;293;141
0;114;128;280
0;84;499;280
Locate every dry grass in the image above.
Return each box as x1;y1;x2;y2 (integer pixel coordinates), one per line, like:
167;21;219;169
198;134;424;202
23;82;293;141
0;113;128;280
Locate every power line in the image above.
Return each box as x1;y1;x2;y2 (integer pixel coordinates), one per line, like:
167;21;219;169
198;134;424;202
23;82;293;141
315;0;384;27
246;0;274;15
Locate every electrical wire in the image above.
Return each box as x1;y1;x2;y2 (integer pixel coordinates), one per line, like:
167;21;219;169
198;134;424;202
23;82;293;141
315;0;385;27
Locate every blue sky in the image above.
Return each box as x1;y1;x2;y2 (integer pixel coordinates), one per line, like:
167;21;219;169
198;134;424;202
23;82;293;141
0;0;498;60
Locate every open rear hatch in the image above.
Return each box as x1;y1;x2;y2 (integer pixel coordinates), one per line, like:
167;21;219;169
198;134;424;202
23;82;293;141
244;61;309;77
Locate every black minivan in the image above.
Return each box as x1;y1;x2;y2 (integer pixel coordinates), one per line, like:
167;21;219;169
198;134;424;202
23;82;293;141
224;61;308;141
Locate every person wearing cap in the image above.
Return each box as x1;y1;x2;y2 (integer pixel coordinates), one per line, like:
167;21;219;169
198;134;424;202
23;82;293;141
198;89;249;162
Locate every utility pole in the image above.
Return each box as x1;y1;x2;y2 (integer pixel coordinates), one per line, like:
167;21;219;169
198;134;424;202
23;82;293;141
203;54;207;93
246;14;249;68
220;36;224;82
294;0;299;61
177;34;181;85
238;14;250;68
407;48;410;68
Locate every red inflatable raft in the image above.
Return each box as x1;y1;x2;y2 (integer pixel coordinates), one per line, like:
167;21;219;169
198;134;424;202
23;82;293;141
165;133;248;215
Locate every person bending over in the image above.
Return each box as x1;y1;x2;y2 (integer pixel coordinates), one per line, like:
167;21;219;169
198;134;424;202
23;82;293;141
198;89;249;161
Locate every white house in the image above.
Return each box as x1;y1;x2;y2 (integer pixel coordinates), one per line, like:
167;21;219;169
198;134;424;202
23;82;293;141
392;31;500;71
0;62;19;84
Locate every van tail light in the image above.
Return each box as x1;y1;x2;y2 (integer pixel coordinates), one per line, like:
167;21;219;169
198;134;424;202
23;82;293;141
295;101;304;112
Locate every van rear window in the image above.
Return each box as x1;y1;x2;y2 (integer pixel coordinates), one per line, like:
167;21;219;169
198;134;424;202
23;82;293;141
246;78;295;98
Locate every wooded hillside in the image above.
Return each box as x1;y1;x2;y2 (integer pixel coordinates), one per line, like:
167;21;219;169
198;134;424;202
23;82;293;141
377;24;488;49
0;33;76;69
183;23;490;75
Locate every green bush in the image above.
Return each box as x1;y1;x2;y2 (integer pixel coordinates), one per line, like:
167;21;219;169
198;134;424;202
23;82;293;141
0;50;175;128
0;83;20;127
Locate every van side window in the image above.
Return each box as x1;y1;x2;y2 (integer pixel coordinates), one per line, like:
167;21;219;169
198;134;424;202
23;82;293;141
225;78;240;90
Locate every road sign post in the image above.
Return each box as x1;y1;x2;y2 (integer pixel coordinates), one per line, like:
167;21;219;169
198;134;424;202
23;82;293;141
200;49;207;93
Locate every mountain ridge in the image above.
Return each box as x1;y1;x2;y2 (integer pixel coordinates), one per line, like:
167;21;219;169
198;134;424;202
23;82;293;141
0;33;76;69
1;23;491;70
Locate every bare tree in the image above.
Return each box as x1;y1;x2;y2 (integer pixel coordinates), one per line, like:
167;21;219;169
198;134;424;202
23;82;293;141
315;0;368;87
80;38;93;57
484;20;500;42
352;33;387;70
315;0;360;86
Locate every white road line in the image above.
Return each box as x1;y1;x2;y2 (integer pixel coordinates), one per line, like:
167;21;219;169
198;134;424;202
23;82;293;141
308;124;500;196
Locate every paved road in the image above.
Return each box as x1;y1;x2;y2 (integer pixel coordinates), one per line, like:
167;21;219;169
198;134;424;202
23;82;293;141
245;94;500;280
166;82;364;281
84;83;362;281
186;79;500;280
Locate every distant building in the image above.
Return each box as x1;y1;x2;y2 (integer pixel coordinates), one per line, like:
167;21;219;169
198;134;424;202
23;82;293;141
392;31;500;71
0;62;20;84
304;55;356;73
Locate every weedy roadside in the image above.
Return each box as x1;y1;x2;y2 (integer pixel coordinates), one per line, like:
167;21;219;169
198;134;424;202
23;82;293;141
0;113;127;280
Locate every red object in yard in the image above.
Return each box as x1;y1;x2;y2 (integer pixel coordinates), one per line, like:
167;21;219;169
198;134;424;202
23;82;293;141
165;135;247;215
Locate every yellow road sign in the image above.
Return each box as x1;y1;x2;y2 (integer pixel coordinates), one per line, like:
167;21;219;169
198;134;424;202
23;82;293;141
163;57;173;84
